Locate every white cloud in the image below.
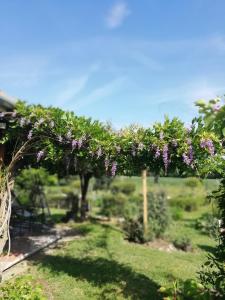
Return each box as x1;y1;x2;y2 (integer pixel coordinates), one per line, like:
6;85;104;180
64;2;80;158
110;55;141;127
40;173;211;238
73;77;126;110
106;1;130;29
55;63;100;106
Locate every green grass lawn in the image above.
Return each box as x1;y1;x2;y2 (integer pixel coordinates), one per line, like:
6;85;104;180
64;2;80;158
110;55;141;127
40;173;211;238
29;206;215;300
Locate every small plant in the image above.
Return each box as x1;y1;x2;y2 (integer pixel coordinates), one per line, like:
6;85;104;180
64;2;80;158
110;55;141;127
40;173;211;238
195;213;219;238
100;193;128;218
173;236;192;251
147;191;170;238
123;218;145;243
158;279;211;300
169;195;204;212
184;177;202;188
110;182;136;195
170;207;183;221
0;275;46;300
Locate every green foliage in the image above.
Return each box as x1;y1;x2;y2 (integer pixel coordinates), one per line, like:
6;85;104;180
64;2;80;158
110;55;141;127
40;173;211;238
159;279;211;300
173;236;192;252
110;181;136;195
100;193;128;218
147;191;170;238
195;213;219;238
199;177;225;299
123;218;145;243
170;207;184;221
169;194;204;212
184;177;202;188
93;176;114;190
124;191;170;243
15;167;57;205
0;275;46;300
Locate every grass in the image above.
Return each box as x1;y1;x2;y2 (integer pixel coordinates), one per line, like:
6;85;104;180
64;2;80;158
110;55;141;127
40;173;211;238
6;176;218;299
28;205;216;300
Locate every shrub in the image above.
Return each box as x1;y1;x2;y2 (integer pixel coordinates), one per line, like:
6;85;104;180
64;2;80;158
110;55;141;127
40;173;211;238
123;218;145;243
124;191;170;243
15;167;58;206
195;213;219;238
124;194;142;219
147;191;170;238
0;275;46;300
173;236;192;251
93;176;114;190
199;178;225;299
170;206;184;221
169;194;204;211
110;182;136;195
184;177;202;188
100;193;128;218
158;279;211;300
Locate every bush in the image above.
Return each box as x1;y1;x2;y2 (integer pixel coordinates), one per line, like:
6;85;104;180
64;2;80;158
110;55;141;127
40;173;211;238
123;218;145;243
110;182;136;195
124;194;142;219
159;279;211;300
195;213;219;238
173;236;192;251
169;194;204;211
184;177;202;188
170;206;184;220
100;193;128;218
147;191;170;238
124;191;170;243
93;176;114;190
0;275;46;300
15;167;58;206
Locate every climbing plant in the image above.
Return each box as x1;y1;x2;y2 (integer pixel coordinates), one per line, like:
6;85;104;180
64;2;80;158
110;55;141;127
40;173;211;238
0;100;222;254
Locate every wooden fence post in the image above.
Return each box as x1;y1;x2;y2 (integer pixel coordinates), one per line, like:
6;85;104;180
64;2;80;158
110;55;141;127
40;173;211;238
142;169;148;235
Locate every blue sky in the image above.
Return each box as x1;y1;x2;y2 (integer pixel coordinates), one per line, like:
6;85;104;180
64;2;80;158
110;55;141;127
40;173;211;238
1;0;225;128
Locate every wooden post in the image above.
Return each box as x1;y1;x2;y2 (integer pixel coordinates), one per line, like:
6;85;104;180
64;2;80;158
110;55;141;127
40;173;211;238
142;169;148;235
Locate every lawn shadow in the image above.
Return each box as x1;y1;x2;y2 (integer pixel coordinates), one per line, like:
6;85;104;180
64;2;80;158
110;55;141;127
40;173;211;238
35;254;160;300
197;244;216;254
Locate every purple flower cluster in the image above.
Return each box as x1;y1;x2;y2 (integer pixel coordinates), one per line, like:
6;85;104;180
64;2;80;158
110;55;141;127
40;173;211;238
172;139;178;147
132;144;136;157
116;146;121;153
212;103;220;112
19;118;26;127
71;139;78;150
183;141;194;167
97;148;102;159
163;144;169;172
27;130;33;140
111;161;117;176
78;138;83;149
159;131;164;140
200;138;215;156
37;150;44;162
154;147;160;158
58;135;63;143
34;118;44;128
138;142;144;151
66;130;72;139
105;158;110;171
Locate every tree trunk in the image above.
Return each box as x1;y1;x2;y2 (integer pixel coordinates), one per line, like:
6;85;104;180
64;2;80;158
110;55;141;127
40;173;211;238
154;174;159;184
80;173;91;221
0;175;13;255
